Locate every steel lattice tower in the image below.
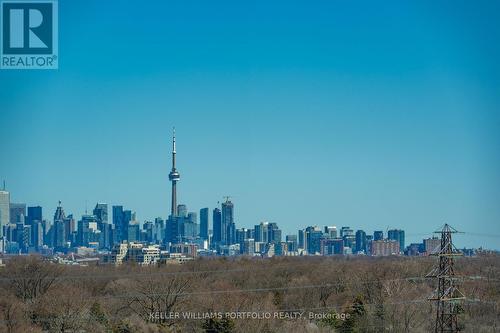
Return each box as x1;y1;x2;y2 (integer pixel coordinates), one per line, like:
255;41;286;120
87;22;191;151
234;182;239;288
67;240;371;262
427;224;465;333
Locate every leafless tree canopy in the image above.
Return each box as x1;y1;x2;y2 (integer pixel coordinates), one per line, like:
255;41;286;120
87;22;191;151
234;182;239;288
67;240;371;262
0;255;498;332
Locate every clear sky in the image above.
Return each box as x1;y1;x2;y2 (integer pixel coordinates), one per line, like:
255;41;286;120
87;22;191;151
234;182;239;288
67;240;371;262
1;0;499;249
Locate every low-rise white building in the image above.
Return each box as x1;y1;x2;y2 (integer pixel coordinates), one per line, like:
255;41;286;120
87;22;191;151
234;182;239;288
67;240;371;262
103;242;160;266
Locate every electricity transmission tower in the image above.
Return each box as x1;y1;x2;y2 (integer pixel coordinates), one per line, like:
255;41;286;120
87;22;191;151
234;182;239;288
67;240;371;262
427;224;466;333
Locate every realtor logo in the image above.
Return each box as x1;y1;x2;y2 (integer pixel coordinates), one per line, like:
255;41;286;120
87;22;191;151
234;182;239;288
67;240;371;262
1;0;58;69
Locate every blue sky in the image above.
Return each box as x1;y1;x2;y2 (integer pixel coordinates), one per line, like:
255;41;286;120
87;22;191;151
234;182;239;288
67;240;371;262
1;0;499;248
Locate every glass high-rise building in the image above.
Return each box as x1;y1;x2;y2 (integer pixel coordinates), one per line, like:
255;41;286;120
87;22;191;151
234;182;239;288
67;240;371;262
254;222;268;243
27;206;42;225
374;230;384;241
9;203;26;224
298;229;305;249
166;216;181;244
177;204;188;218
355;230;367;253
221;199;234;245
388;229;405;253
112;205;124;241
227;222;236;245
305;226;323;254
286;235;298;252
212;208;222;245
122;210;133;241
324;226;337;238
31;220;44;249
200;208;209;240
93;203;108;229
267;223;281;243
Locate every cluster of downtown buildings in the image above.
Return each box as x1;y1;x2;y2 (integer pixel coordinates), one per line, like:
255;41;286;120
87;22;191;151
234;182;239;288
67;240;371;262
0;132;443;265
0;193;442;264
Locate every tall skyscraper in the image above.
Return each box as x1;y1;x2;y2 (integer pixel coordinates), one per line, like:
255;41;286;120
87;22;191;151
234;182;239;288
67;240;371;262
78;214;100;247
212;207;222;245
93;203;108;227
267;223;282;244
166;217;182;244
53;201;66;221
64;215;75;243
388;229;405;253
122;210;133;241
200;208;209;240
298;229;305;249
9;203;26;224
305;226;323;255
221;198;234;245
355;229;367;253
182;211;199;242
286;235;298;252
0;187;10;238
53;219;66;248
169;128;180;217
154;217;164;243
127;223;140;242
227;222;236;245
341;226;355;249
53;201;66;248
101;222;113;249
31;221;44;249
26;206;42;225
112;205;124;243
254;222;268;243
27;206;43;247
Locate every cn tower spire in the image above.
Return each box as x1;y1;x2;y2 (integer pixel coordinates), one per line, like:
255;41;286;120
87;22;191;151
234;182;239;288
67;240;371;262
169;127;180;217
173;128;176;151
172;127;176;167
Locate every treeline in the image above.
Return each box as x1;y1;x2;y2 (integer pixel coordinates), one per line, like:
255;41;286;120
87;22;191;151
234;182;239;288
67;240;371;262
0;255;498;332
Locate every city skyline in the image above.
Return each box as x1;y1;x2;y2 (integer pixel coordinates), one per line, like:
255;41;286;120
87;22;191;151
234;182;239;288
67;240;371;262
0;129;497;251
1;0;500;249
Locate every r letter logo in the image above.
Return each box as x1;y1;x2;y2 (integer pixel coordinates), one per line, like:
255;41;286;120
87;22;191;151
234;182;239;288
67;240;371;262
1;0;58;69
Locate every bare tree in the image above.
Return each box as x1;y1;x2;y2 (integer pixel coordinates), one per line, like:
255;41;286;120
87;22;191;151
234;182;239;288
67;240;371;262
0;293;30;333
108;267;191;328
3;256;64;304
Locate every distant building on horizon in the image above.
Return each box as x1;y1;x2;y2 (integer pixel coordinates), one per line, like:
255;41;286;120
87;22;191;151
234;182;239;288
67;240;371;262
355;229;367;254
0;189;10;238
200;207;209;241
26;206;42;225
371;239;400;256
374;230;384;241
221;198;234;245
212;207;222;247
9;203;26;224
388;229;405;254
93;203;108;229
424;237;441;255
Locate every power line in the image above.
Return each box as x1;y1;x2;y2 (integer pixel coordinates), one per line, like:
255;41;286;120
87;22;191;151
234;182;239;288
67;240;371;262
0;298;494;325
0;259;375;281
98;276;498;299
0;260;498;282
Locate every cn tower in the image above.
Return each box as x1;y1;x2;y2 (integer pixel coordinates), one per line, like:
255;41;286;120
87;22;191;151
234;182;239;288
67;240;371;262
168;128;180;217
